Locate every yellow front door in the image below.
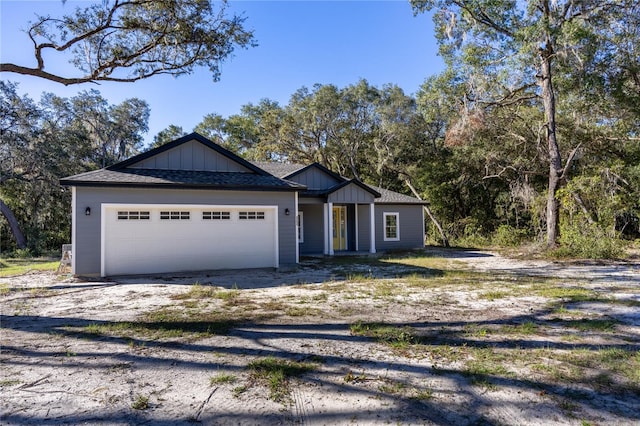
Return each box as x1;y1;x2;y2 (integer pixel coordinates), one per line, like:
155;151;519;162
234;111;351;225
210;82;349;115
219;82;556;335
332;206;347;250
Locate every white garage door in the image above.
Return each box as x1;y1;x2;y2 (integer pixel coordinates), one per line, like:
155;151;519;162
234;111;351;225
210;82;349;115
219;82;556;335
102;204;278;276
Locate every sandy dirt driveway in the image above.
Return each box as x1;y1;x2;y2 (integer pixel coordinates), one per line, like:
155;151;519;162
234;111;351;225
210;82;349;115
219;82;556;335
1;248;639;425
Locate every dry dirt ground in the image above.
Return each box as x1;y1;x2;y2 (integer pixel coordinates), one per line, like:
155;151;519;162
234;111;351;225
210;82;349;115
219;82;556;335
1;248;639;425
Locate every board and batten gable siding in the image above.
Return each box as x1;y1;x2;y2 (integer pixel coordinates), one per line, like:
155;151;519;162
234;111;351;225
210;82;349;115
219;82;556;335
73;186;297;276
128;139;252;172
288;167;342;190
328;183;375;204
375;205;424;251
298;204;324;254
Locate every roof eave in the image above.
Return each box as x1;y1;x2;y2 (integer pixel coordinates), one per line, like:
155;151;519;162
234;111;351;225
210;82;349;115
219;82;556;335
59;180;305;192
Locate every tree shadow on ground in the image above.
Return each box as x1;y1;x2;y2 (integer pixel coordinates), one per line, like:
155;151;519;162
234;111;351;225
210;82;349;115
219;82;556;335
2;300;639;425
2;250;639;425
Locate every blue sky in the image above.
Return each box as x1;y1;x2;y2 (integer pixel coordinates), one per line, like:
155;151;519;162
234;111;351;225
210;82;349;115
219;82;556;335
1;0;444;147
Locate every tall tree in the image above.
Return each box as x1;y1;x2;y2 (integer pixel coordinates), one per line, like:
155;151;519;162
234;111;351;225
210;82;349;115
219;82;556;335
226;100;284;160
194;114;228;146
66;90;149;167
0;82;40;249
0;83;148;251
411;0;639;246
1;0;255;85
151;125;187;149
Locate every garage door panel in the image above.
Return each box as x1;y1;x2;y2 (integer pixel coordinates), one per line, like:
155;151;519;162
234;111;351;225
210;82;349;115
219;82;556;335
103;206;277;276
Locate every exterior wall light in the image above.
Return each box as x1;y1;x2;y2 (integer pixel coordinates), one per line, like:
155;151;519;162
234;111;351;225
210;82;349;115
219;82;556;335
285;208;290;216
85;207;91;216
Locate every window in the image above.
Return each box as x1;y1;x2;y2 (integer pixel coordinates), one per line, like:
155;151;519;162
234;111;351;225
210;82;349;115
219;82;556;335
203;211;231;220
383;212;400;241
297;212;304;243
160;211;190;220
239;211;265;220
117;211;150;220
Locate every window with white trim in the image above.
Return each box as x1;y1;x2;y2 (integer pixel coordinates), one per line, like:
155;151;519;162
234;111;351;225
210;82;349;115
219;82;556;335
117;211;150;220
383;212;400;241
297;211;304;243
202;211;231;220
160;211;190;220
239;211;265;220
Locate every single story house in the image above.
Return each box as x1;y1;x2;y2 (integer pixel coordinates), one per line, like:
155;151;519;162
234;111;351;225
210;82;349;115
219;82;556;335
60;133;427;276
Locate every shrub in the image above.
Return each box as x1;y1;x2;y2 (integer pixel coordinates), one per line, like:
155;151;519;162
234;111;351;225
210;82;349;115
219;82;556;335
492;225;530;247
553;222;624;259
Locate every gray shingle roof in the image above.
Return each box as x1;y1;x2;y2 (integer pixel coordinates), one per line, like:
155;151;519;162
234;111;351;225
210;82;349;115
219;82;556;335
253;161;426;204
369;185;428;205
60;168;305;191
251;161;307;178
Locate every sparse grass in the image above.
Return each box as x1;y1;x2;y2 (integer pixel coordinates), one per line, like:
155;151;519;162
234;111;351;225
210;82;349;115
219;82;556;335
285;306;323;317
76;308;245;340
247;357;317;402
310;292;329;302
465;348;513;372
214;289;242;304
131;394;149;410
553;318;619;333
424;345;465;364
378;379;407;394
410;388;434;401
372;281;401;298
350;321;416;349
210;373;237;385
557;348;640;390
534;286;598;302
552;305;587;317
259;300;288;311
404;272;440;288
499;321;539;335
479;290;510;301
232;385;247;397
343;370;367;383
0;379;21;387
173;282;219;299
464;324;490;338
32;251;638;418
172;283;244;306
0;258;59;277
346;272;372;283
379;253;451;270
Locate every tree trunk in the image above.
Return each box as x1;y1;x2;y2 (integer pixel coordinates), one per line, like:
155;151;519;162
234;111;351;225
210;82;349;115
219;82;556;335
539;38;563;247
0;198;27;249
403;179;450;248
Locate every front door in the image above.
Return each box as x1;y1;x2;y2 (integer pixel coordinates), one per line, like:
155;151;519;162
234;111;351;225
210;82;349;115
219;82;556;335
332;206;347;250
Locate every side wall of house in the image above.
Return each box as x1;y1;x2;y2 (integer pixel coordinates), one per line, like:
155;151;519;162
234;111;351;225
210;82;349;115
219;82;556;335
357;204;371;251
298;204;324;255
374;204;425;251
73;186;297;275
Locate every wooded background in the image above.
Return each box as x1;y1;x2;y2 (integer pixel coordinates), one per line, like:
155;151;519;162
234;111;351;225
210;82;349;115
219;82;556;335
1;0;639;258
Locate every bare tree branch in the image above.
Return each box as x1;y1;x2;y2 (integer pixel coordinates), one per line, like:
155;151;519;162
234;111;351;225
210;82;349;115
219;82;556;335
1;0;255;85
560;142;582;182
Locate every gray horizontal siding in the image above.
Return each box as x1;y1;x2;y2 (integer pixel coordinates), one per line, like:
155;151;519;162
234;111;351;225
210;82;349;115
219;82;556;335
357;204;371;251
375;205;424;251
299;204;324;255
74;186;296;275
